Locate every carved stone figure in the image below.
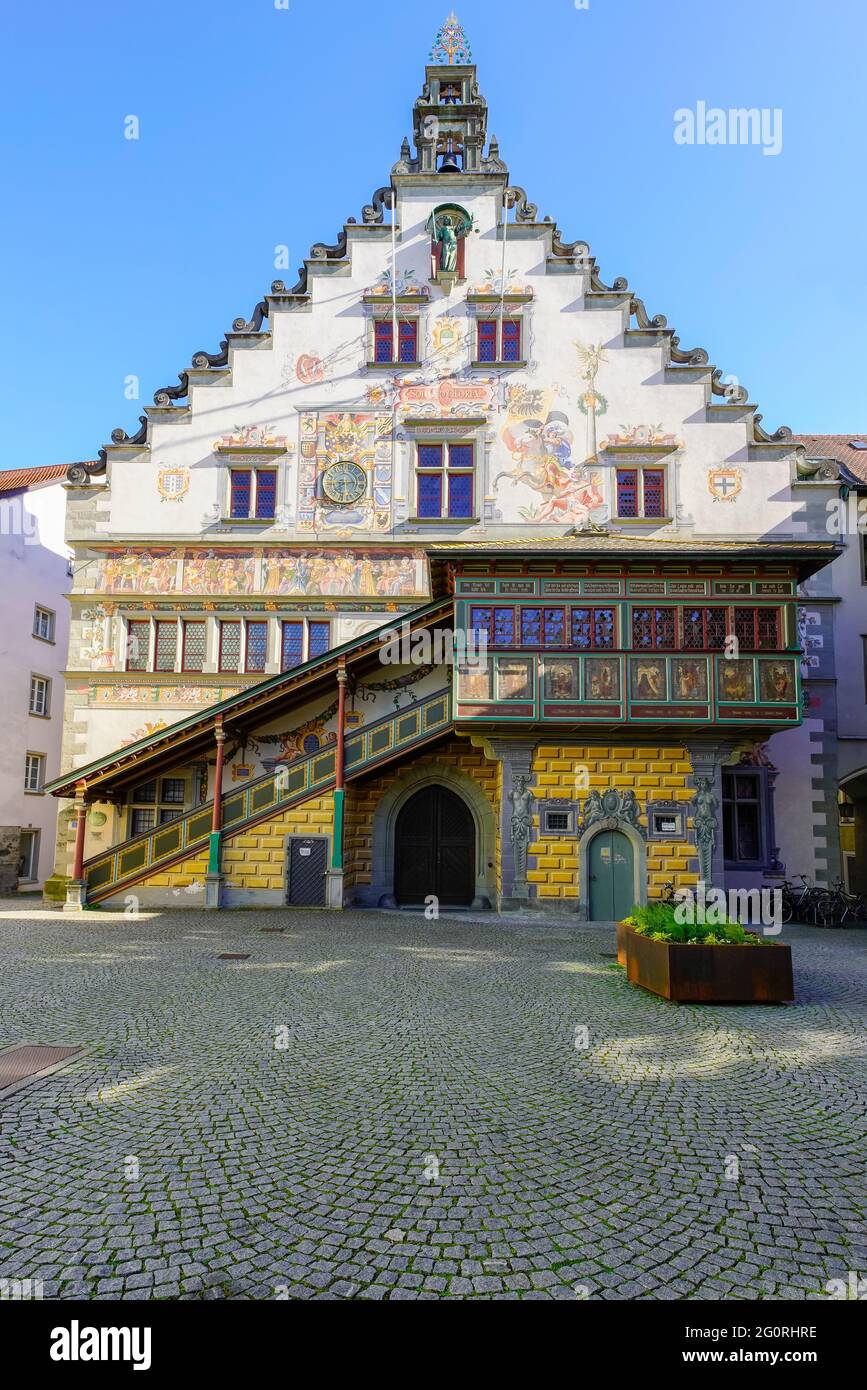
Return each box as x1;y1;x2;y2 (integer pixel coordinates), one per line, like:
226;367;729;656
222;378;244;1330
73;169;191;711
508;774;534;883
577;787;645;839
694;776;718;884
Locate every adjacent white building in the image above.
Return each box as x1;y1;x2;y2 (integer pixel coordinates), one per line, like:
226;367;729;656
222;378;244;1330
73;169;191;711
0;466;73;890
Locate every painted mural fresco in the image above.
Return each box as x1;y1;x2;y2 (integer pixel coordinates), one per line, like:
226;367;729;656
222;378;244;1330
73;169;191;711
298;411;393;531
365;268;427;298
495;385;606;526
261;549;427;598
213;425;290;450
96;552;180;594
92;685;242;707
183;552;257;594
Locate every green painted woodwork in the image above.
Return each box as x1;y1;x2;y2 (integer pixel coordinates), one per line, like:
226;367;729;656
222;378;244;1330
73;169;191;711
83;687;452;902
588;830;634;921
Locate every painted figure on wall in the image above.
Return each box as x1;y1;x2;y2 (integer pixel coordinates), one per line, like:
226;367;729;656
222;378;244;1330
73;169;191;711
544;659;578;701
585;657;620;701
496;403;605;526
720;660;755;702
760;661;795;702
632;659;667;701
672;659;709;701
261;550;425;599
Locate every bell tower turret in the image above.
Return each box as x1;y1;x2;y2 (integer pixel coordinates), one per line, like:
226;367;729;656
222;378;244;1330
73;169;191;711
393;13;506;179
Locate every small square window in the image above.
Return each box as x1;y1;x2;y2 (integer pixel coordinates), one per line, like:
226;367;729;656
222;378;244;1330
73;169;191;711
541;804;576;836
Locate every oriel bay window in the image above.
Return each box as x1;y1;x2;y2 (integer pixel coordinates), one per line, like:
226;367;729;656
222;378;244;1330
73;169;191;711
615;467;666;519
476;317;522;363
571;607;616;649
416;443;474;519
683;608;728;650
734;607;780;650
632;607;677;649
468;607;515;646
229;468;277;520
374;318;418;364
521;607;565;646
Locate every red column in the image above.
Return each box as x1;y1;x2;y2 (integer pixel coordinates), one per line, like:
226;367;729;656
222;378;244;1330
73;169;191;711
211;721;226;834
71;796;87;881
335;667;348;790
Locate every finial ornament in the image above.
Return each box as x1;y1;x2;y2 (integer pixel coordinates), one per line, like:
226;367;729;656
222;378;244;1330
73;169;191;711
430;12;471;64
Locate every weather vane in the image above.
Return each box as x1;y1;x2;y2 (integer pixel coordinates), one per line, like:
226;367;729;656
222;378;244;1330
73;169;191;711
430;12;472;65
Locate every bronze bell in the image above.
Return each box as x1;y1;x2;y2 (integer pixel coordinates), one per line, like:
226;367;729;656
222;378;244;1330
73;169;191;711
437;141;462;174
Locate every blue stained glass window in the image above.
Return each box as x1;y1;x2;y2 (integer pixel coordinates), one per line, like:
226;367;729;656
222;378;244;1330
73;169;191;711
374;321;393;362
219;622;241;672
418;473;442;518
256;471;277;519
502;320;521;361
493;609;515;646
616;469;638;517
521;609;542;645
398;321;418;362
281;621;304;671
230;469;252;518
419;445;443;470
448;472;473;518
477;321;497;361
246;621;268;673
643;469;665;517
449;444;473;470
470;607;492;639
543;608;565;645
594;609;615;648
571;609;592;649
309;622;330;659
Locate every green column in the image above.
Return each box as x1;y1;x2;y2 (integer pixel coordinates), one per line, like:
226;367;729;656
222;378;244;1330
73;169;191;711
332;788;345;870
207;830;222;875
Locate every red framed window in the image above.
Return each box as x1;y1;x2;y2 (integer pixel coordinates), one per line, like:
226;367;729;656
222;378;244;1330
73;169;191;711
181;621;206;672
255;471;277;520
734;607;780;650
570;608;616;650
245;621;268;673
230;470;252;519
469;607;515;646
477;318;521;363
683;608;728;650
218;621;241;673
281;621;304;672
374;319;418;364
642;469;665;517
154;621;178;672
417;443;474;519
308;622;331;659
126;619;150;671
520;608;566;647
616;468;666;518
632;608;676;649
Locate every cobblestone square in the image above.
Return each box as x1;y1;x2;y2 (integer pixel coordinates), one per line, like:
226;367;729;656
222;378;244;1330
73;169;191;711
0;905;864;1300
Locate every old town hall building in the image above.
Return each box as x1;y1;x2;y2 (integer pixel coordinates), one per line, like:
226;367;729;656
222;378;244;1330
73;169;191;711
47;17;840;915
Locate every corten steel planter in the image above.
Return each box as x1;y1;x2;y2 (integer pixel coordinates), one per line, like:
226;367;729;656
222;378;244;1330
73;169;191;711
618;922;794;1003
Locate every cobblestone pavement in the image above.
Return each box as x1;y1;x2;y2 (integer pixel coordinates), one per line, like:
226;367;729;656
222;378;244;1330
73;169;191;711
0;903;865;1301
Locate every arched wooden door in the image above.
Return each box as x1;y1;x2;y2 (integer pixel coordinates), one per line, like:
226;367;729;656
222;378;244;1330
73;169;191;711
394;785;475;907
588;830;634;921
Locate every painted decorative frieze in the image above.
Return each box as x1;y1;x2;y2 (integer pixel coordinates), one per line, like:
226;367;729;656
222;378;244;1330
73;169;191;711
298;411;393;531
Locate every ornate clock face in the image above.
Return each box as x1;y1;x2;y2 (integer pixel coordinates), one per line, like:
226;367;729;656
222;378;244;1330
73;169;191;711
322;460;367;505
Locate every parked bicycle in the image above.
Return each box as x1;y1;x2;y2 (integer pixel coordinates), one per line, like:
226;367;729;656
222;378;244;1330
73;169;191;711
762;874;867;928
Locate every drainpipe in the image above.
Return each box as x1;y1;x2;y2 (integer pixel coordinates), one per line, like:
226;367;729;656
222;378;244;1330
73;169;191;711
326;665;348;908
206;718;226;908
64;784;88;912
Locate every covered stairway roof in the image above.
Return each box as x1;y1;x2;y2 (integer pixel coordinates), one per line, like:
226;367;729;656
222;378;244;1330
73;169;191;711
46;596;452;801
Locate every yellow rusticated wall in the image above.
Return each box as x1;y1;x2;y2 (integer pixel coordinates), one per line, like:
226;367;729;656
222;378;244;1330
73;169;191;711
130;797;333;896
529;744;700;901
344;738;500;893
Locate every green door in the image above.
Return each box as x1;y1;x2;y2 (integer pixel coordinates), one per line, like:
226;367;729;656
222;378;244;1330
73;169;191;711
588;830;634;920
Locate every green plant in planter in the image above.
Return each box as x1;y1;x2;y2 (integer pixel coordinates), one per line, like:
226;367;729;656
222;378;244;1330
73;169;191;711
622;902;762;945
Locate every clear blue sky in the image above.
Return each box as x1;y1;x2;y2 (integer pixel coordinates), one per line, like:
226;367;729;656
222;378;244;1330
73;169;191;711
2;0;864;470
